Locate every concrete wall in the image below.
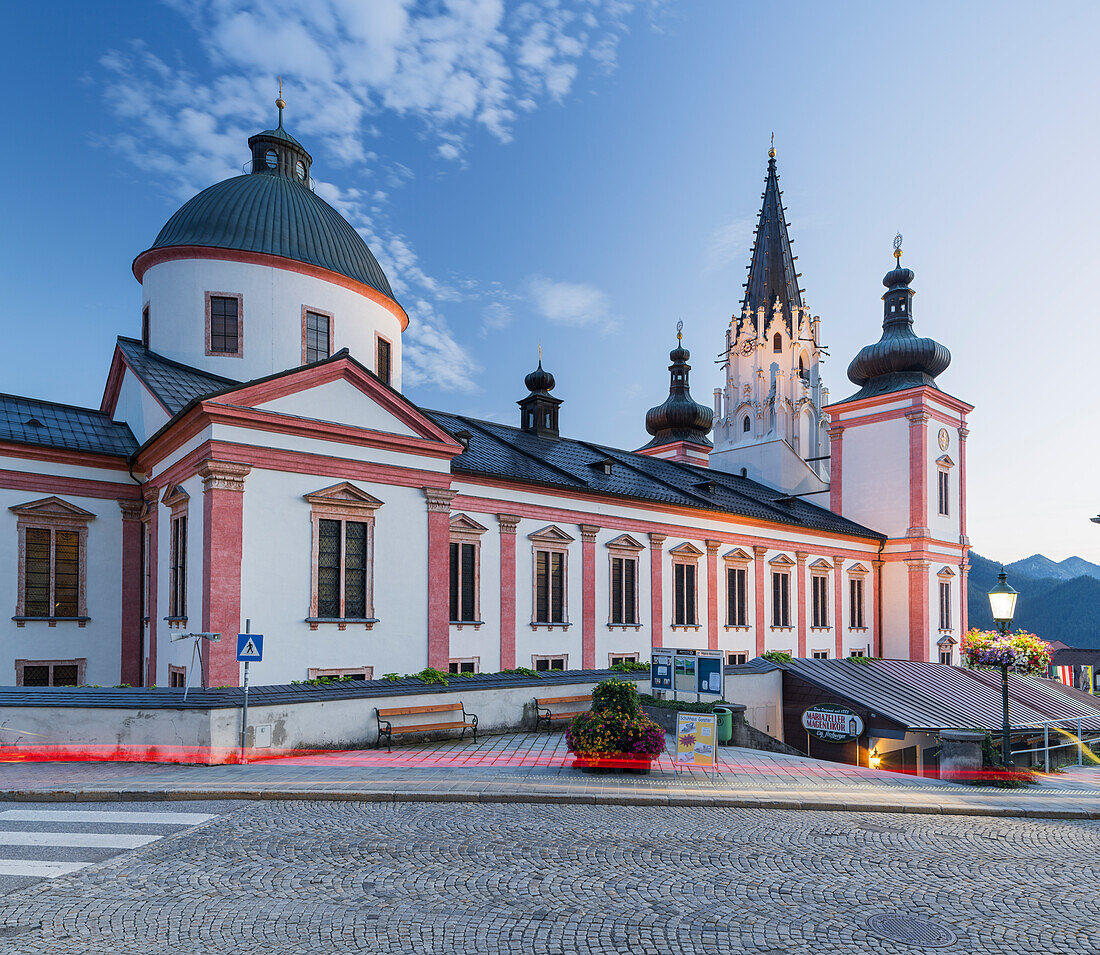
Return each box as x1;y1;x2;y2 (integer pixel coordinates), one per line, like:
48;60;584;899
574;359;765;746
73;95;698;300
723;669;784;740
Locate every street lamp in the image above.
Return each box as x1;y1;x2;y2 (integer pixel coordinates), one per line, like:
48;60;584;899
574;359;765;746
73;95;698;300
988;568;1019;769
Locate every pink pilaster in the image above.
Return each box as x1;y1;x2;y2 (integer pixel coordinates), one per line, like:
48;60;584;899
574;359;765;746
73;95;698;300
753;546;767;656
579;524;599;669
648;533;665;649
199;461;250;687
796;551;808;658
959;558;970;638
907;409;930;536
957;425;969;544
497;515;520;670
705;540;720;651
833;556;844;659
907;559;930;662
828;424;844;514
118;500;143;686
424;488;457;671
143;486;158;687
872;559;884;657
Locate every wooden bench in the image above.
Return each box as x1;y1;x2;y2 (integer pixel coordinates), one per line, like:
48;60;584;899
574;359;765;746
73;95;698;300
533;695;592;732
375;702;478;751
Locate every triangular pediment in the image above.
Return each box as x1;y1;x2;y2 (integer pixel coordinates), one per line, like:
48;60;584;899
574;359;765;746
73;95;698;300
450;513;488;535
722;547;752;562
606;533;645;552
847;562;870;576
303;482;384;510
528;524;575;544
768;553;795;566
669;541;704;558
937;565;956;578
161;484;190;508
9;496;95;521
936;454;955;468
809;558;834;570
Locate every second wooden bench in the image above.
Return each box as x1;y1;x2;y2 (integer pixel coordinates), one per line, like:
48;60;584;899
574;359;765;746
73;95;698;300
533;695;592;732
376;701;478;751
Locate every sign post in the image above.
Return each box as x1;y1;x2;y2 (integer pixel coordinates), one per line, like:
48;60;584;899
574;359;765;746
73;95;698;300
675;712;718;778
236;623;263;761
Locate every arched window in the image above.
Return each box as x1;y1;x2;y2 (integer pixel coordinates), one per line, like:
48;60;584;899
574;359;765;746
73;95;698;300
798;357;805;379
772;332;782;353
742;415;751;433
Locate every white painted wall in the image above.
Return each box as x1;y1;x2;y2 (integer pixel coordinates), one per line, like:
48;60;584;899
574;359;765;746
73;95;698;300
143;258;403;390
839;415;910;537
112;368;169;446
258;379;417;435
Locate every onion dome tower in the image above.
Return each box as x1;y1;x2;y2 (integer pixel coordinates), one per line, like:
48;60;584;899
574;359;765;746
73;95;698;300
637;324;714;465
846;236;951;400
518;349;562;438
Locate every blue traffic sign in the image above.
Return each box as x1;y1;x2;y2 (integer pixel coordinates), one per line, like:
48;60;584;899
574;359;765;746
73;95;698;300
236;633;264;662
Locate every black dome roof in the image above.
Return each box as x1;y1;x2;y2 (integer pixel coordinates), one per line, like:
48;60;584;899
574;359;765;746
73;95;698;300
641;338;713;449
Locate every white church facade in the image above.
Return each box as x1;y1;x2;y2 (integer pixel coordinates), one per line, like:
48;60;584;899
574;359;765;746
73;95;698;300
0;108;971;689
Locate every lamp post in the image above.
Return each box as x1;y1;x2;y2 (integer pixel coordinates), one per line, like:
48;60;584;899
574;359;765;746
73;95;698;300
987;568;1019;769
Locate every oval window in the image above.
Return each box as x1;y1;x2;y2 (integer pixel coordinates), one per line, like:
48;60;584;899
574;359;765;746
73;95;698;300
265;149;278;169
295;160;306;181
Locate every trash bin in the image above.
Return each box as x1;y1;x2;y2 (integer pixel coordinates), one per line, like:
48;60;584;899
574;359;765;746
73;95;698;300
713;706;734;746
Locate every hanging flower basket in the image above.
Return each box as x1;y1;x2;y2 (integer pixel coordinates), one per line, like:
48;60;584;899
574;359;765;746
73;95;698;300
960;629;1052;675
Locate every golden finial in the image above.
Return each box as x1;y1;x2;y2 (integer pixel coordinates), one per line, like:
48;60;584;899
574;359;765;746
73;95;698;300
768;132;775;159
893;232;904;261
276;76;286;126
538;341;542;363
676;319;684;344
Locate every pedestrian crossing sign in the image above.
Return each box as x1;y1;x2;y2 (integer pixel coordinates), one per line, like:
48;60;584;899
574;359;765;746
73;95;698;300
236;633;263;662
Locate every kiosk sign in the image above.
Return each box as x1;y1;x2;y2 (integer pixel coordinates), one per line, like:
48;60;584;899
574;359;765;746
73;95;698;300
675;712;717;769
801;705;864;742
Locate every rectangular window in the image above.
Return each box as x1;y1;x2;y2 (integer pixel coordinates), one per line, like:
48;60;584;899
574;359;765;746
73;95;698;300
208;295;239;354
609;653;639;666
16;659;84;686
850;648;867;658
377;337;392;386
811;575;829;628
771;571;790;627
849;578;866;629
448;659;478;674
169;515;187;618
533;655;566;671
534;550;565;623
812;649;829;659
304;311;331;363
449;541;478;622
142;304;150;347
939;649;952;665
308;667;374;681
674;562;697;626
24;527;80;617
727;652;748;665
168;665;186;688
610;556;638;625
938;471;949;516
316;518;370;619
726;566;747;626
939;581;951;630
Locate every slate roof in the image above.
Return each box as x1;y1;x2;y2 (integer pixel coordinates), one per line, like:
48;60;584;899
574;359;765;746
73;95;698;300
0;393;136;458
427;410;882;540
142;172;395;299
117;338;239;415
778;658;1100;732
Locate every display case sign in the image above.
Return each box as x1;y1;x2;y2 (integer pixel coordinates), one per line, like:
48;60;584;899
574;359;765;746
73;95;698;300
675;712;718;769
651;653;673;690
801;705;864;742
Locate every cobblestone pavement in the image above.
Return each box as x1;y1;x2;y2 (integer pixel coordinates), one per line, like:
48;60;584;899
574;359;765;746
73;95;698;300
0;799;1096;954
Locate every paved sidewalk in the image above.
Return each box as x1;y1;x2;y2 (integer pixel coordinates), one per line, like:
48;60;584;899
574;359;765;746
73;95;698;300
3;732;1099;819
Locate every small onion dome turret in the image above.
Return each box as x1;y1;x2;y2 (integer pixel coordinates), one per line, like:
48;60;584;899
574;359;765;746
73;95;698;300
641;329;714;449
524;360;556;395
846;239;951;400
518;354;562;439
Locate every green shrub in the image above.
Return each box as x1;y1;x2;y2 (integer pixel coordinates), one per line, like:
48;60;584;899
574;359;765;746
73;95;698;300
761;651;792;664
412;667;450;686
592;679;641;717
609;660;649;673
636;693;728;714
500;667;540;678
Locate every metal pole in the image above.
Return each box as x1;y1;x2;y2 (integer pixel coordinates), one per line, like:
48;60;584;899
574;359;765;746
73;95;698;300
1044;724;1050;773
1001;659;1012;769
1080;718;1084;766
240;619;250;763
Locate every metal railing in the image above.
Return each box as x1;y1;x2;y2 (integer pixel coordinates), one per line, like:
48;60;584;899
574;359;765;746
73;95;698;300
1009;718;1100;772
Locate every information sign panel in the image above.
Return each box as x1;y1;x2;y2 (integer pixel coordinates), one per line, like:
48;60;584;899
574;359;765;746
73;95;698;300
651;653;673;691
673;653;696;694
695;653;723;696
801;705;864;742
675;712;717;769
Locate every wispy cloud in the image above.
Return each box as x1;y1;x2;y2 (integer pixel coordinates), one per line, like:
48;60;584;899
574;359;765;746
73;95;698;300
527;276;617;330
704;214;756;275
96;1;666;390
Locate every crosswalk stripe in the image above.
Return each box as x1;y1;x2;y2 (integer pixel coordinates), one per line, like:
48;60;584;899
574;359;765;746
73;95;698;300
0;860;92;878
0;810;215;826
0;831;161;849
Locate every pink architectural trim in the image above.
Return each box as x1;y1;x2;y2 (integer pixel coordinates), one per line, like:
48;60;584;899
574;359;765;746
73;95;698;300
579;524;599;668
958;558;970;637
144;486;158;686
906;559;930;662
828;425;843;514
635;442;711;466
648;533;665;649
705;540;720;650
497;515;520;669
118;499;143;686
907;410;930;537
132;245;411;331
824;385;973;417
0;468;139;502
752;546;767;656
204;291;244;358
0;442;132;473
831;556;845;658
198;461;250;687
425;488;457;670
304;483;382;625
957;425;969;544
14;658;87;686
795;551;808;658
873;559;884;657
301;306;334;364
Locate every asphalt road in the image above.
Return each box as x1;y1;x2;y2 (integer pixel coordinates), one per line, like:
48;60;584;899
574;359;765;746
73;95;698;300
0;798;1097;954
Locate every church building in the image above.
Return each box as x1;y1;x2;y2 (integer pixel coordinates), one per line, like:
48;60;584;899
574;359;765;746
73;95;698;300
0;102;971;688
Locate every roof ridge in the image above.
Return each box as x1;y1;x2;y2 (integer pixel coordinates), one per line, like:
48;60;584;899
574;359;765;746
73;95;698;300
0;390;122;421
575;440;720;509
117;337;240;386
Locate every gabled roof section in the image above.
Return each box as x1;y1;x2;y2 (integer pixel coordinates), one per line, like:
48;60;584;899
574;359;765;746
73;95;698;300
425;409;883;541
740;148;803;335
0;393;136;458
107;338;238;416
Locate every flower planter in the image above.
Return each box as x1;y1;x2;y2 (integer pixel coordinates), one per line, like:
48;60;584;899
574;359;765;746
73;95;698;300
571;753;656;775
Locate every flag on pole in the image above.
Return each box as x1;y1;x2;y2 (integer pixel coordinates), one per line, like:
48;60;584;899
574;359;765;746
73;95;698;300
1056;665;1073;686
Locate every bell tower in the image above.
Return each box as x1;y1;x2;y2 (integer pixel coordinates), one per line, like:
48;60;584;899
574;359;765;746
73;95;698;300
709;145;830;499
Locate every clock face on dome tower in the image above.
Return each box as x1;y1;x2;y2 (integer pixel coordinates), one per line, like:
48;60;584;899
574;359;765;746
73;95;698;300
740;340;755;356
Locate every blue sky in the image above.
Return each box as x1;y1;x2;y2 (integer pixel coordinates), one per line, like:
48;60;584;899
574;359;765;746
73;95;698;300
2;1;1098;563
